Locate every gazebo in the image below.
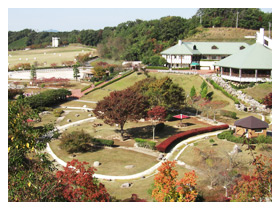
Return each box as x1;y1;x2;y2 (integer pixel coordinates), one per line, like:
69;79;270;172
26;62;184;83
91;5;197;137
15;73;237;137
234;116;269;138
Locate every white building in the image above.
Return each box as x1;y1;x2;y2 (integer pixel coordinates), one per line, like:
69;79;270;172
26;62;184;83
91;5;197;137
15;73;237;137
52;37;60;47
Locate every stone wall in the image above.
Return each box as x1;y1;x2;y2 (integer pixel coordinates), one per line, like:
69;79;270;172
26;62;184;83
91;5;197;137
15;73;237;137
203;74;270;113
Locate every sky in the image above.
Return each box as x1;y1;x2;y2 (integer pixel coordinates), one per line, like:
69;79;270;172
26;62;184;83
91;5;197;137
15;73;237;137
8;8;272;32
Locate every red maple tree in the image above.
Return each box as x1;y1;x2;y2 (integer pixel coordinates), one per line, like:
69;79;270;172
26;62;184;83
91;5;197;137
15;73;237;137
56;159;110;202
230;155;272;202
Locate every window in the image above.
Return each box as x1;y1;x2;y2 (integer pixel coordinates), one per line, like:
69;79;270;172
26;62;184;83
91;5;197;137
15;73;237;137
174;56;177;59
212;56;217;60
202;55;207;59
255;129;263;133
193;45;197;50
211;45;218;49
240;46;245;50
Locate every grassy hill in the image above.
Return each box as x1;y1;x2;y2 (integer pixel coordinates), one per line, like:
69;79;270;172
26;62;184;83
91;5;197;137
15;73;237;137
8;37;28;50
184;27;270;44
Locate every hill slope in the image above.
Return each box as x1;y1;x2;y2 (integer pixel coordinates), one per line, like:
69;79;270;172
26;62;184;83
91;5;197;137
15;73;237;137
183;27;270;44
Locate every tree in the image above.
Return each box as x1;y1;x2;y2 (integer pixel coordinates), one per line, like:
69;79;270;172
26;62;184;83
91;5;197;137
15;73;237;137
93;88;149;140
207;100;228;121
263;92;272;109
73;64;80;81
8;99;63;201
147;106;166;140
138;77;186;110
56;159;110;202
230;155;272;202
190;86;196;98
30;65;37;83
152;161;198;202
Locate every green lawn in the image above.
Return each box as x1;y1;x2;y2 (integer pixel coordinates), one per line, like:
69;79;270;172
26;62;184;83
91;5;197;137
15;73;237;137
81;72;147;101
8;44;97;68
49;140;158;176
243;82;272;102
63;117;211;145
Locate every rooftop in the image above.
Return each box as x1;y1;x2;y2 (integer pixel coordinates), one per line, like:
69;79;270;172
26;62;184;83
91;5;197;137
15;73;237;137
160;41;249;55
215;43;272;69
234;116;269;129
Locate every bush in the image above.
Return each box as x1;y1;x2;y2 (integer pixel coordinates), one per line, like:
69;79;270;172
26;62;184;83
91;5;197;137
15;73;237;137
209;139;215;143
8;89;23;100
25;89;71;109
220;110;238;119
207;79;240;104
155;123;165;132
81;84;92;92
165;114;177;121
146;66;169;70
59;130;93;153
91;138;114;146
135;138;156;150
53;108;64;117
217;130;246;143
156;124;229;152
253;135;272;144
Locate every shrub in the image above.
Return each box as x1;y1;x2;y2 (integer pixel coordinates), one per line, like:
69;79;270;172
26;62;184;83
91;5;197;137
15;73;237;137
8;89;23;100
59;130;93;153
156;124;229;152
253;135;272;144
209;139;215;143
91;138;114;146
146;66;169;70
81;84;92;92
165;114;177;121
207;79;240;104
155;123;165;132
135;138;156;150
41;84;45;88
53;108;64;117
220;110;238;119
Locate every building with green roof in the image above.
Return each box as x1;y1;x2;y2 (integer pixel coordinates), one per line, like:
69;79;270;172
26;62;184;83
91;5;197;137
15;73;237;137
215;28;272;83
160;40;249;69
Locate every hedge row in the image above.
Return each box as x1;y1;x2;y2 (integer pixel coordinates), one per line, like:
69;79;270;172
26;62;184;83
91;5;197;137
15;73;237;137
81;84;92;92
91;138;114;146
207;79;240;104
156;124;229;153
217;130;272;144
172;67;190;70
146;66;169;70
84;70;135;95
135;138;156;150
220;110;238;119
8;65;73;71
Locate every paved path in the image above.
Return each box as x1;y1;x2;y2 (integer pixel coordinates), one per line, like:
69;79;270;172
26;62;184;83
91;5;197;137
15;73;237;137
46;129;226;180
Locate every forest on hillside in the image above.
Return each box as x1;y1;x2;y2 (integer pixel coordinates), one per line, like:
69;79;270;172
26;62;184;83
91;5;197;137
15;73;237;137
9;8;272;62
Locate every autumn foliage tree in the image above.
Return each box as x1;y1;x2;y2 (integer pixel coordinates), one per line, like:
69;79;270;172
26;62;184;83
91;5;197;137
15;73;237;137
152;160;198;202
230;155;272;202
147;106;167;140
263;92;272;109
93;88;149;140
56;159;110;202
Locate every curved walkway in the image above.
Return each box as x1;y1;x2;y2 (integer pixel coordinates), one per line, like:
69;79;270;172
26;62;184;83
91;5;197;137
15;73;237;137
46;128;226;180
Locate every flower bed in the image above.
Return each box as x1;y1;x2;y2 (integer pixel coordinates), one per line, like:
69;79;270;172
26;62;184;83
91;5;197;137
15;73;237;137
156;124;229;153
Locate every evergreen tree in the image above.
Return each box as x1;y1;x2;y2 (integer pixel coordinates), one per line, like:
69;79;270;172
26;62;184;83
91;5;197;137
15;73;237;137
73;64;80;81
30;65;37;82
190;86;196;98
200;80;208;94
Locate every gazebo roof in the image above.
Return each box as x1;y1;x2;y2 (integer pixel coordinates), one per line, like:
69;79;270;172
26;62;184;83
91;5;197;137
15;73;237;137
215;43;272;69
234;116;269;129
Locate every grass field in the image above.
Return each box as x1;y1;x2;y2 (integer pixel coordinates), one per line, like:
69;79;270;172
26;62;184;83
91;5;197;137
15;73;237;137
243;82;272;102
183;27;270;44
49;139;158;176
8;44;97;68
63;117;211;145
81;72;147;101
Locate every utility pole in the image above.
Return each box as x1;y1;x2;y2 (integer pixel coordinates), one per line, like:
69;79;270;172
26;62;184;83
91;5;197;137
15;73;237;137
236;11;239;28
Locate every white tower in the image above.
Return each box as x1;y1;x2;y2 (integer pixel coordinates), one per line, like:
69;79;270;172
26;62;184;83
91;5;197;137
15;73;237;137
52;37;60;47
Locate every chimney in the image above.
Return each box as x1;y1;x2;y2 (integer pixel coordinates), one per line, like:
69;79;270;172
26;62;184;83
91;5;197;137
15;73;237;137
256;28;264;45
178;40;182;45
